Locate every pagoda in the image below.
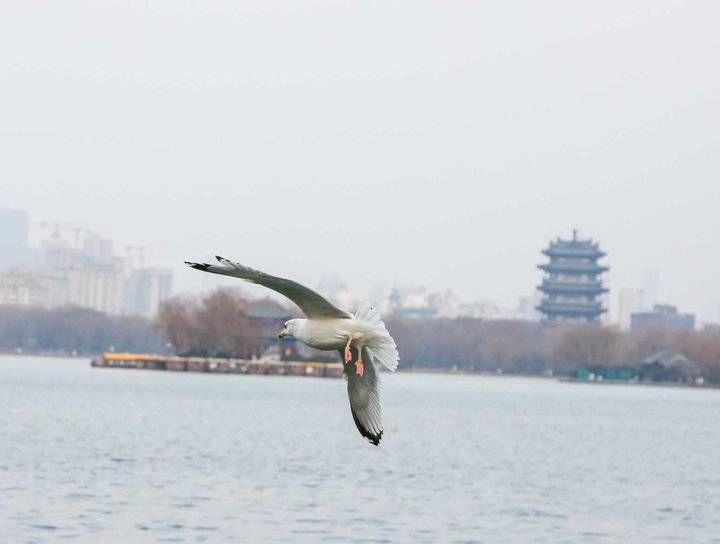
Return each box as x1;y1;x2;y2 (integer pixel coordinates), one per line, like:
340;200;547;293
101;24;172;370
536;230;608;323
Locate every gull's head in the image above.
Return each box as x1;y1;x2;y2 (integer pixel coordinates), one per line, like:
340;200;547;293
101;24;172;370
278;319;301;339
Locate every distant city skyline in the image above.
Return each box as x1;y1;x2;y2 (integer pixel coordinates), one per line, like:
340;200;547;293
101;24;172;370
0;208;173;317
0;207;710;326
3;1;719;322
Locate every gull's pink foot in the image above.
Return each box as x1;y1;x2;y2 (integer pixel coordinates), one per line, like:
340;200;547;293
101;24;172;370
344;337;353;364
355;351;364;376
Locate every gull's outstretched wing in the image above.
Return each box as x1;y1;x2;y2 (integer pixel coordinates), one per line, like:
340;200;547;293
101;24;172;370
342;346;383;446
185;256;352;319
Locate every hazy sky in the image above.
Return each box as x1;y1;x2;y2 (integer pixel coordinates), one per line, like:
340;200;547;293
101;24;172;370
2;1;719;321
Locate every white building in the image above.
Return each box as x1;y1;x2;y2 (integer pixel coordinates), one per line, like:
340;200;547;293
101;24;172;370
38;232;126;314
123;268;173;317
82;235;114;263
517;292;542;321
0;271;45;306
617;287;646;330
65;263;125;315
383;285;517;320
316;276;357;312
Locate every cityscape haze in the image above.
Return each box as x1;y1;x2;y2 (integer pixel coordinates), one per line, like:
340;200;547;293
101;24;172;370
2;1;720;324
0;207;705;330
0;208;172;317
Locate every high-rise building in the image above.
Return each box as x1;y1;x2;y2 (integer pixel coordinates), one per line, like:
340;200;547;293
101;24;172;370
0;218;174;317
0;271;45;306
517;292;542;321
65;262;125;315
0;209;30;270
537;230;609;323
123;268;173;317
36;229;126;314
82;235;114;264
617;287;646;330
0;268;72;308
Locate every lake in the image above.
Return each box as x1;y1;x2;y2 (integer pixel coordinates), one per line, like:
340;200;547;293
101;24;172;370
1;355;719;543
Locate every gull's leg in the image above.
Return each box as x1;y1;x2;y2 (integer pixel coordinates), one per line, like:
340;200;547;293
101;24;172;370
344;336;353;364
355;349;364;377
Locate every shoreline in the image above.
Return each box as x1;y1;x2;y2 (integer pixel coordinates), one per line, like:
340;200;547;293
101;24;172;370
2;352;717;390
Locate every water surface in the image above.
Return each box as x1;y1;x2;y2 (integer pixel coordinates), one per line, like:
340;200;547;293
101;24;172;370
1;355;719;543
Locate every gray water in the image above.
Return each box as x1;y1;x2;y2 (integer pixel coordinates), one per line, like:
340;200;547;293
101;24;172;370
1;356;719;544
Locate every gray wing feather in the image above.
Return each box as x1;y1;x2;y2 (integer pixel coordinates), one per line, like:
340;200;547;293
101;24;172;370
342;346;383;446
185;256;352;319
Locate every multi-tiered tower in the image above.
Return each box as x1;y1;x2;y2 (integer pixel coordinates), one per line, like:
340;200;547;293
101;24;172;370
537;230;608;323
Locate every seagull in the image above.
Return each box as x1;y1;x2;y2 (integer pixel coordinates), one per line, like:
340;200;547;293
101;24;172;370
184;256;399;445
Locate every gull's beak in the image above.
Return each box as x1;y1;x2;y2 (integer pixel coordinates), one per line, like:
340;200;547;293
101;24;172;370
278;327;288;339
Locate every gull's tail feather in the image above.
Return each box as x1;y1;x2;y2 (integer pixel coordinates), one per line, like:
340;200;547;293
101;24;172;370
354;302;399;372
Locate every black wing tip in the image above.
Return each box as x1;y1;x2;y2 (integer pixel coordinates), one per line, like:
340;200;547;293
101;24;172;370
351;408;383;446
185;261;210;271
216;255;237;268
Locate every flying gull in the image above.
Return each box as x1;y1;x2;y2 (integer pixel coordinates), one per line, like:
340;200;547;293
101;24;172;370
185;256;399;445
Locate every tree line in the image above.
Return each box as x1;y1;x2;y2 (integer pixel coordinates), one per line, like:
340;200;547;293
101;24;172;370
0;304;165;355
154;289;720;381
387;316;720;381
3;287;720;383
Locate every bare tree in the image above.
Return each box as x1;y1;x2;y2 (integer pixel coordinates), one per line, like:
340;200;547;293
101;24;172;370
155;288;264;358
547;324;622;370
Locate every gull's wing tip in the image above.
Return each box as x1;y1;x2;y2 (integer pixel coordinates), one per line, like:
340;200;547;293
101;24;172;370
351;407;383;446
185;261;210;271
367;430;382;446
215;255;242;270
215;255;236;267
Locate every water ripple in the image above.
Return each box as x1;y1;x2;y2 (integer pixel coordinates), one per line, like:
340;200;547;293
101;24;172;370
2;355;720;543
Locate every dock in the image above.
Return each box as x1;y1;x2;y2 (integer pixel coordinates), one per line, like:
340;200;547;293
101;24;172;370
91;352;344;378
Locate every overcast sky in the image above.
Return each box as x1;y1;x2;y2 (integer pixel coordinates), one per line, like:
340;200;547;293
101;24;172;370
2;1;719;321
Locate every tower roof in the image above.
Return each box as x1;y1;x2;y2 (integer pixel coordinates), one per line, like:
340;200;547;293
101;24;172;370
536;301;607;317
537;281;608;295
538;262;609;274
541;230;606;259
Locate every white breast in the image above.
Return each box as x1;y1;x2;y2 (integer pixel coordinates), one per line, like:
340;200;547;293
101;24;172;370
295;318;376;351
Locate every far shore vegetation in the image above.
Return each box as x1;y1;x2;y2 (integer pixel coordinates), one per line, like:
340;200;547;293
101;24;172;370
3;287;720;383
